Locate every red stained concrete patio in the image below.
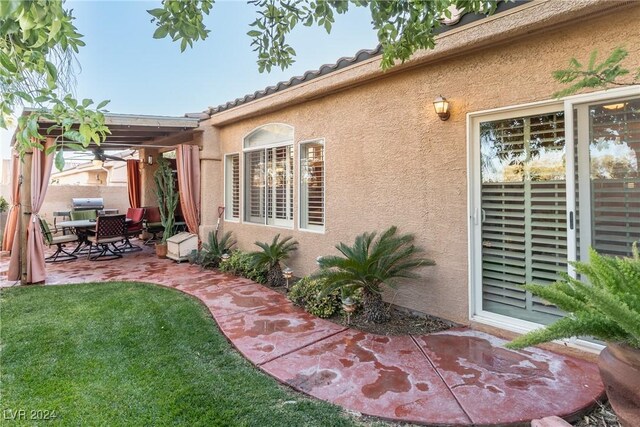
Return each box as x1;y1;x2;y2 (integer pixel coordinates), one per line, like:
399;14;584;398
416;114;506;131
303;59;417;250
0;246;604;426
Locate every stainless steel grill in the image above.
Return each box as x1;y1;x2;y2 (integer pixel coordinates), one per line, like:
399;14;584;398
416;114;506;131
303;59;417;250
71;198;104;211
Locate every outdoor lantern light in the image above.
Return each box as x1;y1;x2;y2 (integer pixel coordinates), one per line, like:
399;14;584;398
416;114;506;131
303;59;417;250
282;267;293;290
433;95;450;121
221;253;230;263
147;155;154;165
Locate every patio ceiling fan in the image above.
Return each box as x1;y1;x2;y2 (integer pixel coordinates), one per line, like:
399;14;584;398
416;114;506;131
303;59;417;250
92;148;127;163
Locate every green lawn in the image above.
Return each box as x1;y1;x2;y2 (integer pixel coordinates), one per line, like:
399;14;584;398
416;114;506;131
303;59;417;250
0;282;368;426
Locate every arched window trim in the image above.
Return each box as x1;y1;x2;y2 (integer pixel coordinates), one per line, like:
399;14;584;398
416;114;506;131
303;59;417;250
243;123;294;151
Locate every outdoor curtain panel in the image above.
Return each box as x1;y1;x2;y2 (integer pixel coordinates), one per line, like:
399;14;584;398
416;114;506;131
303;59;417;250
176;144;200;234
8;138;54;282
126;159;141;208
2;151;20;252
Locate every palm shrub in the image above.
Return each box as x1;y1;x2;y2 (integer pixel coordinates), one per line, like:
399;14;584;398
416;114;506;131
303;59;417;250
507;246;640;350
248;234;298;287
315;226;435;324
191;230;236;270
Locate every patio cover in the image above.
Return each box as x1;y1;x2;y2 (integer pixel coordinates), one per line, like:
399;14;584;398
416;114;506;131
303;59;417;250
9;111;202;283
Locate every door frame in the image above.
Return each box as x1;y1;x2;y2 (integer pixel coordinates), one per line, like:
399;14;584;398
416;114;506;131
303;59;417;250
467;86;640;353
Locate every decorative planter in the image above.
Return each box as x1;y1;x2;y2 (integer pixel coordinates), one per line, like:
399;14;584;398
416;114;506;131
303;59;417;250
155;242;168;258
598;342;640;427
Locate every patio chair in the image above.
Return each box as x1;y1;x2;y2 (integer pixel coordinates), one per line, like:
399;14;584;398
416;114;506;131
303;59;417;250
143;206;164;245
70;210;98;221
40;218;79;263
118;207;145;253
86;214;126;261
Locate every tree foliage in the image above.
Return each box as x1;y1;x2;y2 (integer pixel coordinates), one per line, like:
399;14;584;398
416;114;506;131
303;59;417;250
552;47;640;98
1;0;110;165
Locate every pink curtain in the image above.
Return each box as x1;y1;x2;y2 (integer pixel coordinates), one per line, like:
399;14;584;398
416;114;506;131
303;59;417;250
2;152;20;251
126;159;141;208
8;138;54;282
176;144;200;234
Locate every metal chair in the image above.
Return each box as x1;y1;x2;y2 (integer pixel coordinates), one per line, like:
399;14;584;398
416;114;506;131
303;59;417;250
143;206;164;245
86;215;126;261
40;218;79;263
70;210;98;221
118;208;145;253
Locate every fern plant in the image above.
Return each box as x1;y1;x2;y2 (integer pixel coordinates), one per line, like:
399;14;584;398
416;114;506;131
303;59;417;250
315;226;434;324
192;230;236;270
248;234;298;287
507;245;640;350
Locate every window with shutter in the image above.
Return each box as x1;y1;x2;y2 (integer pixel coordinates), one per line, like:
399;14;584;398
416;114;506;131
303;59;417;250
224;154;240;220
243;124;294;227
300;141;324;231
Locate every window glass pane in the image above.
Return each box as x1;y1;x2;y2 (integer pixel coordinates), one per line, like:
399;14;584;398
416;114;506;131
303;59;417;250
244;124;293;149
300;142;324;230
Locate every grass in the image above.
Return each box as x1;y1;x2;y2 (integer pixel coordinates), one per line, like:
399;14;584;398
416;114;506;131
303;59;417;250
0;282;369;426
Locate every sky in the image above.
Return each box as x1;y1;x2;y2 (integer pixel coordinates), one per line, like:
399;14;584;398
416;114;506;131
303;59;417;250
0;0;379;157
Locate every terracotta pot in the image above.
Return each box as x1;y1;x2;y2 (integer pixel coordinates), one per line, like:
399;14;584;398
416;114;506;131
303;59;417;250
598;343;640;427
155;243;168;258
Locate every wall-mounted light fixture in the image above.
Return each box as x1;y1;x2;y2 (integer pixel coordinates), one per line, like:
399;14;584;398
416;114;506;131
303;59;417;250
140;155;154;165
433;95;450;121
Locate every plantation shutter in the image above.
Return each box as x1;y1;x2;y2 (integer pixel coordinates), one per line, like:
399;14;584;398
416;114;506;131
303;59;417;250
480;112;566;325
225;154;240;220
300;141;324;230
266;146;293;225
586;101;640;257
245;150;265;223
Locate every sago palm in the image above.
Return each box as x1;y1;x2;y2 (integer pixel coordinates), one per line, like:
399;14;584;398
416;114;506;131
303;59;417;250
315;226;434;323
195;230;236;269
249;234;298;287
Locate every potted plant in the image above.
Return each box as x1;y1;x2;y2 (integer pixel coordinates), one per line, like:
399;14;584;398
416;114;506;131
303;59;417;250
153;156;179;258
315;226;434;324
248;234;298;287
506;246;640;426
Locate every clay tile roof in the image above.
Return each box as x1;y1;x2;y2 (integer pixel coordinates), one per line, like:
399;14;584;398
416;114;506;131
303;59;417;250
206;1;526;116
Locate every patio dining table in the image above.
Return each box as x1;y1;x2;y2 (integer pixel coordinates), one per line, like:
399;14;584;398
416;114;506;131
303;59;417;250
57;218;132;253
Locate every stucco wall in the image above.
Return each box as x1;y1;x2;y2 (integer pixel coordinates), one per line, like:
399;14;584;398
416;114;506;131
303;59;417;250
199;4;640;324
39;185;129;225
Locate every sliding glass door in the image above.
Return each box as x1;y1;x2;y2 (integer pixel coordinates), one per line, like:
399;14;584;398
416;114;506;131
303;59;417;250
471;92;640;328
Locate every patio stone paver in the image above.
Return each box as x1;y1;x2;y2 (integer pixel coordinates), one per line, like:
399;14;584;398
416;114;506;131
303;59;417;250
193;282;291;317
414;329;604;425
261;329;471;425
215;303;347;365
0;246;605;426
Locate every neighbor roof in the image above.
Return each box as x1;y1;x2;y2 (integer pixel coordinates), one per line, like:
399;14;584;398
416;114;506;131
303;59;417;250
207;0;528;116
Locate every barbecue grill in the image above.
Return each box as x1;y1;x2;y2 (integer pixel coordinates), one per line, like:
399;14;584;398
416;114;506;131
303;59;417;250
72;198;104;211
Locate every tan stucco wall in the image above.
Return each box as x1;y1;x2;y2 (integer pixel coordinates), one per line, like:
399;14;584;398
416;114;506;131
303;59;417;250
199;4;640;324
39;185;129;225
